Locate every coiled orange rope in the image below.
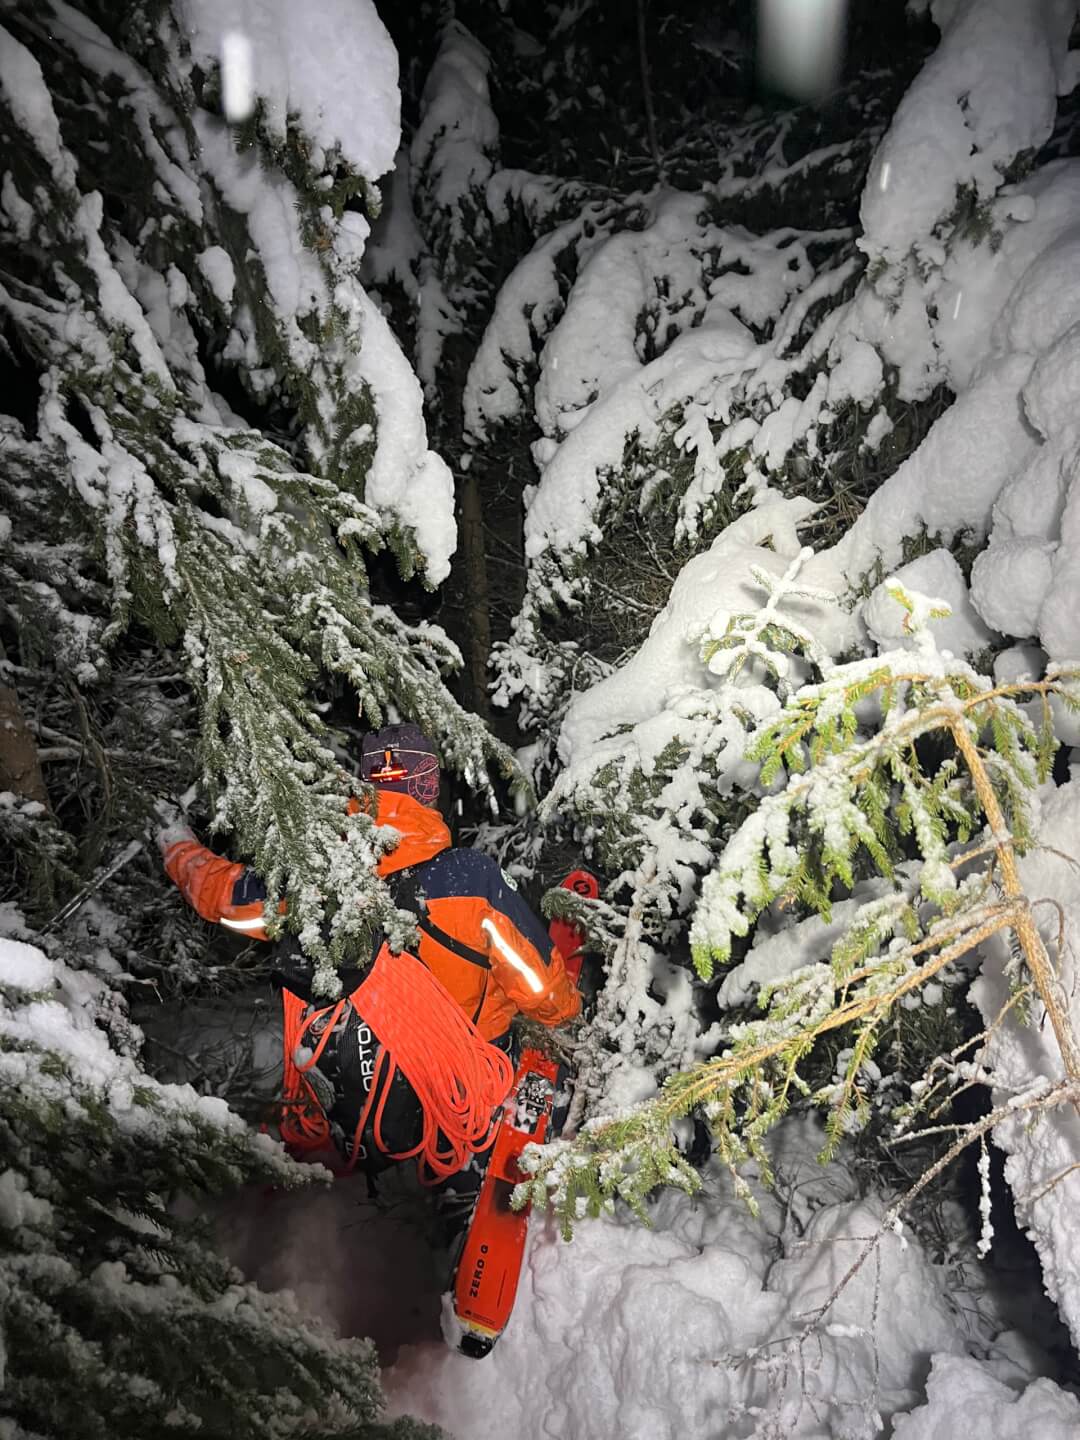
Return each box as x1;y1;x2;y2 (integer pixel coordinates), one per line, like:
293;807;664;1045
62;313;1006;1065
279;945;514;1183
279;990;347;1153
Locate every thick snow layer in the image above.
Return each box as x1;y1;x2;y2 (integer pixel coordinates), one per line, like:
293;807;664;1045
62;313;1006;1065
475;187;838;560
462;214;585;441
1042;475;1080;656
971;776;1080;1350
0;23;77;190
971;538;1057;637
0;936;55;993
410;22;496;214
0;1167;53;1232
179;0;400;183
892;1352;1080;1438
384;1118;1042;1440
195;113;325;346
194;120;455;583
836;0;1077;402
832;354;1038;588
197;245;236;306
524;303;757;560
860;0;1075;267
340;287;456;584
830;155;1080;658
558;497;829;762
840;148;1080;651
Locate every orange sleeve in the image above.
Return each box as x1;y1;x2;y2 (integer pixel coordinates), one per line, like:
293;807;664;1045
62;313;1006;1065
162;837;274;941
479;911;581;1027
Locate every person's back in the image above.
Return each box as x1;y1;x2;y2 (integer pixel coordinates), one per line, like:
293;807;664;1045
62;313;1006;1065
159;724;580;1174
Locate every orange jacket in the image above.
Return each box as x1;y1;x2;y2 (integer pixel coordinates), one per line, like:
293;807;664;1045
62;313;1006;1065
162;791;580;1039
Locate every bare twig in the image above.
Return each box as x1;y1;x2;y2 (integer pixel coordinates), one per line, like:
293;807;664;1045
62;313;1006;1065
1017;1158;1080;1207
813;1080;1076;1324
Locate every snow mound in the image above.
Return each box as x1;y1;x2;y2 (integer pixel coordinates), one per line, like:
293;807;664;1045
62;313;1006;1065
0;934;56;993
863;550;994;658
558;496;831;762
892;1352;1080;1439
971;538;1056;637
384;1119;1032;1440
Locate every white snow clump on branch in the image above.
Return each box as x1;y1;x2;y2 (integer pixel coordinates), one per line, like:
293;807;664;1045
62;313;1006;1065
0;933;292;1176
178;0;400;184
860;0;1076;267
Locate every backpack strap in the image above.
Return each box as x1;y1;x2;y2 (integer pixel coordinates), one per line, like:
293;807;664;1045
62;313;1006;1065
392;866;491;972
391;865;490;1025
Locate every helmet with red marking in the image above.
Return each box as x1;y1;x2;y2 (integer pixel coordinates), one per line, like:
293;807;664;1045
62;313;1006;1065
360;723;441;808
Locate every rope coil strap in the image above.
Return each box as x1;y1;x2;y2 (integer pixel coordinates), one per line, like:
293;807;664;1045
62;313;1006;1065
280;944;515;1184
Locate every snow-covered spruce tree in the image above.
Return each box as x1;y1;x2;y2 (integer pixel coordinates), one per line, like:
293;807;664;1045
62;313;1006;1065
475;0;1080;1135
0;1;514;996
457;21;931;1097
0;921;440;1439
537;541;839;1115
364;18;506;718
518;591;1080;1231
0;2;484;1432
0;407;205;986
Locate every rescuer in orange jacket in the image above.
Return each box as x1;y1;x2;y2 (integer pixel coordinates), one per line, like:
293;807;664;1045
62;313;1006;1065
160;729;580;1039
159;724;580;1175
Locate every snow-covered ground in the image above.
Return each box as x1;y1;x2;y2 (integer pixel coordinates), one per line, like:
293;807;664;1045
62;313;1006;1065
4;919;1078;1438
382;1118;1076;1440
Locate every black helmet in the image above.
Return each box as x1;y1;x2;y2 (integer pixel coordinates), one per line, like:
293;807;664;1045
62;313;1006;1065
359;723;441;807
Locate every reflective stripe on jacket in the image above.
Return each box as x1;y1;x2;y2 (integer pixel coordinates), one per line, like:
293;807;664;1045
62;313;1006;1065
161;790;580;1038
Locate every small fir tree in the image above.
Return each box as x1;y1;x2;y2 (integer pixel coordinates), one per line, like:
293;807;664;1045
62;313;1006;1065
517;588;1080;1233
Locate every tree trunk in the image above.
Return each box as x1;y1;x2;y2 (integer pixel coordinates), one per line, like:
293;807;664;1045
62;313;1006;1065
636;0;663;177
0;680;50;808
457;469;492;720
